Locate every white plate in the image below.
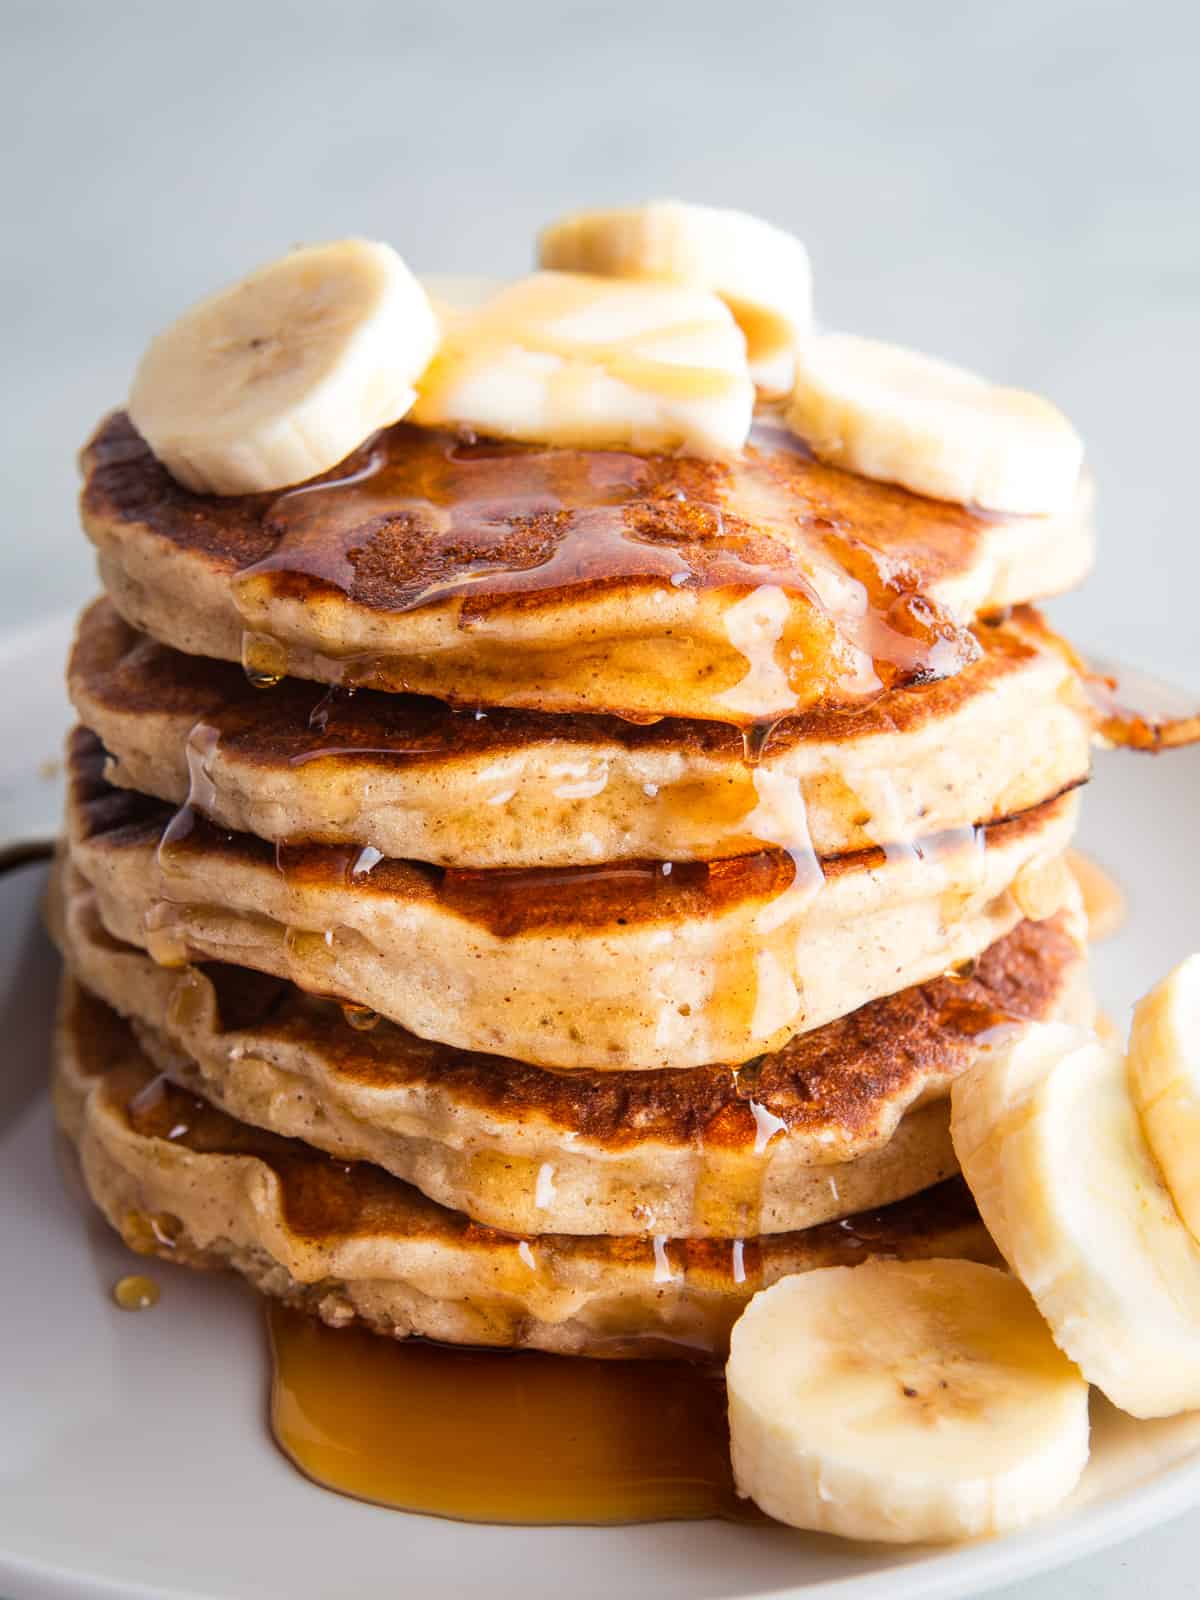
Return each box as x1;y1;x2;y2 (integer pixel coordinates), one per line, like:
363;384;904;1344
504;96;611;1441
2;615;1200;1600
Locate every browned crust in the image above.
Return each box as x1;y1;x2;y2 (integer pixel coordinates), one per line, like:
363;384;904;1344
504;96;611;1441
72;900;1080;1150
81;411;1001;615
68;593;1068;767
66;980;982;1266
66;725;1084;935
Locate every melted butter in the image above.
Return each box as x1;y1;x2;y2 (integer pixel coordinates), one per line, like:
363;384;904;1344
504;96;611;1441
1067;849;1126;942
266;1305;761;1525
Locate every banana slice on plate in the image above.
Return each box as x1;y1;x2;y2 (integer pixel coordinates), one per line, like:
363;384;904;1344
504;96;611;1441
129;239;438;496
787;333;1084;514
952;1022;1200;1418
538;201;811;393
726;1258;1089;1544
1128;954;1200;1242
411;270;754;456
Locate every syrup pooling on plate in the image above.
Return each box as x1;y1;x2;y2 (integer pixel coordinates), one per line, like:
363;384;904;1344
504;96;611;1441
112;1274;160;1311
266;1304;761;1525
226;421;980;715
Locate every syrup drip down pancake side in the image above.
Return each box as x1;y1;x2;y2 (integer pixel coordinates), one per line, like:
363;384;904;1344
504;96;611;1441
65;727;1083;1071
55;980;997;1358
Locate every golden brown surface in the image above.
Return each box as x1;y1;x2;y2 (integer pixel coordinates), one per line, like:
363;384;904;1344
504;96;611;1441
64;725;1083;1070
54;865;1090;1234
70;597;1093;867
56;978;996;1356
80;411;1094;722
65;725;1081;936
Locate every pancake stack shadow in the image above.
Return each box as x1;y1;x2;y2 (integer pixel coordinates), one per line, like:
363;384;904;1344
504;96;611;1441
52;413;1098;1358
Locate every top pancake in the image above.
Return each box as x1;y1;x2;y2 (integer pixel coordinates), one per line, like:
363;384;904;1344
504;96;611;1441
80;411;1094;723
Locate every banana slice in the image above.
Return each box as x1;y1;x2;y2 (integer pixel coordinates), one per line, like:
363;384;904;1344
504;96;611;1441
411;270;754;456
787;334;1084;514
952;1023;1200;1418
726;1258;1088;1543
129;239;438;495
1128;954;1200;1243
538;201;811;394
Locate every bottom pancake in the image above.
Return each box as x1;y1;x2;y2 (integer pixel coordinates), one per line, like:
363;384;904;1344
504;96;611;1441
52;863;1091;1238
56;980;996;1358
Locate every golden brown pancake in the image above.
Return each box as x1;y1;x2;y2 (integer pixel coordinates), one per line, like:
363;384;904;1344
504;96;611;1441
55;979;997;1357
53;864;1091;1236
71;597;1092;868
65;727;1083;1071
80;412;1093;723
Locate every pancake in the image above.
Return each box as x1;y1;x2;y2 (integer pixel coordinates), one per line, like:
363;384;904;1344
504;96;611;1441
65;727;1083;1071
54;865;1092;1237
55;979;997;1357
80;412;1094;724
71;597;1092;869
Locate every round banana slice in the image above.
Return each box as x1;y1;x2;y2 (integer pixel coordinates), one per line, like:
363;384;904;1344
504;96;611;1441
726;1258;1088;1544
537;201;811;392
952;1023;1200;1418
411;270;754;457
129;239;438;495
1128;953;1200;1243
787;333;1084;514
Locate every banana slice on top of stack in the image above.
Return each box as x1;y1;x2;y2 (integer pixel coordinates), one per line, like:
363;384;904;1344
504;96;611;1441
787;334;1085;515
129;239;439;496
126;205;1082;519
411;269;755;456
538;199;813;393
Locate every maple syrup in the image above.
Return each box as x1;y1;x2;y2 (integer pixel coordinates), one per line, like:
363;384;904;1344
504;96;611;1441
113;1274;160;1311
220;419;980;717
266;1305;761;1525
242;630;289;689
1066;849;1127;942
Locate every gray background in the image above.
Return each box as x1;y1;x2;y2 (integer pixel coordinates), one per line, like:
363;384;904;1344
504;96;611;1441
4;0;1199;684
3;1;1199;1595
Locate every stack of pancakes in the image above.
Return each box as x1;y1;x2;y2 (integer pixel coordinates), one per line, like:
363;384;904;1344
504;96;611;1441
53;409;1096;1357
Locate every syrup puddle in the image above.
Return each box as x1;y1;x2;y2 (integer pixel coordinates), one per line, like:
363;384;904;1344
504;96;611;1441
266;1304;761;1525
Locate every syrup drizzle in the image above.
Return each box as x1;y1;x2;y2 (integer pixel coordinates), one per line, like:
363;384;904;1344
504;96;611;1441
266;1305;761;1525
226;421;979;713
